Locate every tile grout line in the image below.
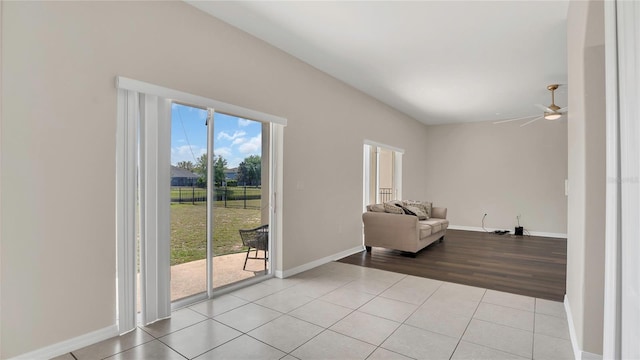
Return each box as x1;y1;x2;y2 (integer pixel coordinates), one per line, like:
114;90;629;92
448;288;487;360
92;328;168;360
364;279;446;359
242;276;360;358
76;263;569;360
256;281;362;357
257;265;560;359
243;270;413;359
458;318;536;359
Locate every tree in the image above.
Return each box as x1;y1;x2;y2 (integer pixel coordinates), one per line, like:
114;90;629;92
237;155;261;186
194;154;208;188
214;156;227;186
175;161;194;171
193;154;227;187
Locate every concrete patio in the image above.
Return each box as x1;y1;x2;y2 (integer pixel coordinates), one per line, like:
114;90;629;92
170;251;269;301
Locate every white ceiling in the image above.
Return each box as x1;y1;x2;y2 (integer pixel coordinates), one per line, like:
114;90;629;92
187;1;569;125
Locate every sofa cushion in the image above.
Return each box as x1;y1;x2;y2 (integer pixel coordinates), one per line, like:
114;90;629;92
420;218;449;233
418;223;433;238
367;204;386;212
425;221;441;233
383;202;404;214
403;200;432;219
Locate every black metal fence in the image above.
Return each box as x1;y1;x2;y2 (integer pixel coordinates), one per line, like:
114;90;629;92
171;186;261;209
172;187;207;204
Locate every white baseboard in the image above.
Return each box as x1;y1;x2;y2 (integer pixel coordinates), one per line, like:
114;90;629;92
448;225;567;239
9;324;119;360
582;351;603;360
564;295;603;360
275;245;364;279
565;295;581;360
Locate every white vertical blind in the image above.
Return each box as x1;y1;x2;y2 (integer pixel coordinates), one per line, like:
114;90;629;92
115;89;138;334
116;91;172;329
270;123;284;276
138;94;172;324
617;2;640;357
604;1;640;358
603;0;621;356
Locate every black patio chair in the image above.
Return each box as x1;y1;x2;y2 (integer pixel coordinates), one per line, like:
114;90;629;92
239;224;269;271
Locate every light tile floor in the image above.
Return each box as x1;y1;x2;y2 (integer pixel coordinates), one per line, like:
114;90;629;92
55;262;574;360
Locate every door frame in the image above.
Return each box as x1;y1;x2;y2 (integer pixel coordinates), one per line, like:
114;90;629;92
363;139;404;209
115;77;287;331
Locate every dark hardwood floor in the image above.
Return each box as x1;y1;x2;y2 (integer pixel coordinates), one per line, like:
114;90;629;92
338;229;567;301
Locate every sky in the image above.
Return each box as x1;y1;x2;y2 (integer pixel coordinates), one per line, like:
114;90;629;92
170;103;262;168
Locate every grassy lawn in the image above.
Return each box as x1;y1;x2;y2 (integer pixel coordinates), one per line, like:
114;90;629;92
170;202;262;265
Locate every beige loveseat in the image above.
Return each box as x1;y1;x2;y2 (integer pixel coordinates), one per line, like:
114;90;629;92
362;205;449;255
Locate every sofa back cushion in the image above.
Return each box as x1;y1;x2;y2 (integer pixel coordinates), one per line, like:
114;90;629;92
383;201;404;214
403;200;432;219
367;204;386;212
402;205;428;220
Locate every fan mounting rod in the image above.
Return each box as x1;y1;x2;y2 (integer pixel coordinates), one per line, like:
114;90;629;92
547;84;560;112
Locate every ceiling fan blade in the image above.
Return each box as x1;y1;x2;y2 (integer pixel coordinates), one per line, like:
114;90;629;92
535;104;553;112
520;116;544;127
558;106;568;112
493;114;540;124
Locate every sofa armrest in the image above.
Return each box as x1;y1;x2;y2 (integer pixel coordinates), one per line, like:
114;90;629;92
432;207;447;219
362;212;419;250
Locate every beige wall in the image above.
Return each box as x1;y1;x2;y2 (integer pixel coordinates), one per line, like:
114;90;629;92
0;1;430;357
422;120;568;234
566;0;606;355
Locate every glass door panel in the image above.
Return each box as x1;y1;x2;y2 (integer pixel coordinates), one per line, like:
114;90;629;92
169;103;209;302
212;113;270;289
169;106;271;302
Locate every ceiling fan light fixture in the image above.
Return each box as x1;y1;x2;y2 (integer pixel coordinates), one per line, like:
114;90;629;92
543;84;563;120
544;112;562;120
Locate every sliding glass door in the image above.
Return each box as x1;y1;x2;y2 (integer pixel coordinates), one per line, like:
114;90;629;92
169;106;272;304
116;77;286;332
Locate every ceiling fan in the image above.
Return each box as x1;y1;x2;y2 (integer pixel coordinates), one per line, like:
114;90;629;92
494;84;568;127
